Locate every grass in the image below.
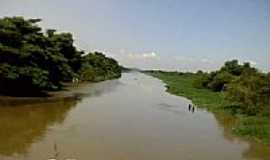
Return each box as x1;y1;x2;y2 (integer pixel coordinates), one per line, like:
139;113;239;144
148;71;270;144
234;116;270;143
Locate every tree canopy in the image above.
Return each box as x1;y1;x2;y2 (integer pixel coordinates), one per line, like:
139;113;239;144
0;16;121;96
192;59;270;115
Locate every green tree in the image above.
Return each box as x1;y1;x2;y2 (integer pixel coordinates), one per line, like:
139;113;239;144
221;60;243;76
207;71;235;91
226;72;270;115
79;52;121;82
192;72;211;89
0;16;121;96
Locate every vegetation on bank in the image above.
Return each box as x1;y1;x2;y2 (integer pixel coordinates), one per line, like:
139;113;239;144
146;60;270;144
0;17;121;96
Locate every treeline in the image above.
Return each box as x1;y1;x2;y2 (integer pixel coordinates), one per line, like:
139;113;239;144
0;17;121;96
193;60;270;115
80;52;121;82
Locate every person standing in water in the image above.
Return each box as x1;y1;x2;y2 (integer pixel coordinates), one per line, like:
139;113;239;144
192;106;195;113
188;104;192;111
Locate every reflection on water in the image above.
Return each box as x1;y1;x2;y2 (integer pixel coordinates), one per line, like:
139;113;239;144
243;142;270;160
0;72;269;160
0;97;78;157
53;79;122;98
214;112;270;160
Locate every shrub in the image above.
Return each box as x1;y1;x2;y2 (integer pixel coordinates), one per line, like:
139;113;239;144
192;73;211;89
207;71;235;92
226;72;270;115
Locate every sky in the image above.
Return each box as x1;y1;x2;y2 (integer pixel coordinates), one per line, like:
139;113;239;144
1;0;270;71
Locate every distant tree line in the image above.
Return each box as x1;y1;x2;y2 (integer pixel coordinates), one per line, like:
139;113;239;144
0;16;121;96
193;60;270;115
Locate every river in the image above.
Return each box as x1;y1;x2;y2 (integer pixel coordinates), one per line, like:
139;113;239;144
0;72;269;160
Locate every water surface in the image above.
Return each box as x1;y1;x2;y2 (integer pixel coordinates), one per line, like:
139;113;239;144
0;72;269;160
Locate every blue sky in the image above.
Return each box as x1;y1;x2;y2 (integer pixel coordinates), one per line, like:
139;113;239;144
1;0;270;71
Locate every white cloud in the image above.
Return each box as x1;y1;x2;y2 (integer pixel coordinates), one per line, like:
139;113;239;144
94;49;221;71
142;52;157;58
239;60;257;67
127;52;158;59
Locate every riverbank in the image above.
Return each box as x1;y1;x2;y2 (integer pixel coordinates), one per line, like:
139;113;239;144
0;75;123;107
147;71;270;144
0;83;85;107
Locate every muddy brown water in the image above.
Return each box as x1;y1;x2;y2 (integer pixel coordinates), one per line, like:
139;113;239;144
0;72;269;160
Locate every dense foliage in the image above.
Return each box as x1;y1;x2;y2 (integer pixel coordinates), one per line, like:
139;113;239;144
192;60;270;115
79;52;121;82
0;17;121;96
226;72;270;115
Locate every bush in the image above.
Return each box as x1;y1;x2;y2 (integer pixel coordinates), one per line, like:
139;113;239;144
79;52;121;82
193;60;257;92
226;72;270;115
207;71;235;92
192;72;211;89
